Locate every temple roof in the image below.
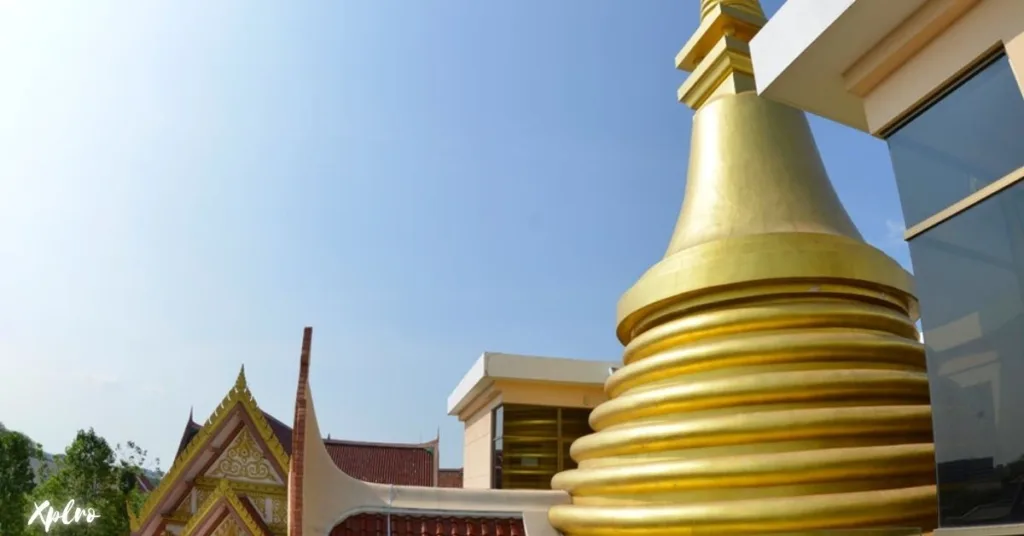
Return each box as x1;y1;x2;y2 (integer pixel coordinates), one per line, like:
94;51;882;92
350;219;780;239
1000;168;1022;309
135;474;156;493
438;468;463;488
287;327;566;536
176;417;201;456
333;513;523;536
324;438;439;487
175;409;440;487
182;480;274;536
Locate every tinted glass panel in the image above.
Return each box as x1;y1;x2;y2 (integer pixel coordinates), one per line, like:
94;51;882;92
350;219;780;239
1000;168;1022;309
499;405;559;490
559;408;592;471
910;181;1024;527
887;54;1024;227
491;404;594;489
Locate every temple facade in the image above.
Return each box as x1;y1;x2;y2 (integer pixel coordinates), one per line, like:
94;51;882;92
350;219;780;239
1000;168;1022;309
128;367;463;536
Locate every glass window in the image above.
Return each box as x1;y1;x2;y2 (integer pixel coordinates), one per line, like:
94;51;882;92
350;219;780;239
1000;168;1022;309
887;53;1024;228
489;404;594;490
559;408;591;472
500;405;559;490
910;181;1024;527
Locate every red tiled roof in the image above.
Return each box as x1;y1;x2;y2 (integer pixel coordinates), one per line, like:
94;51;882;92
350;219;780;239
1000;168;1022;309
136;474;156;493
176;418;202;457
262;411;294;455
324;439;437;487
330;513;524;536
176;409;438;487
438;468;463;488
176;410;292;458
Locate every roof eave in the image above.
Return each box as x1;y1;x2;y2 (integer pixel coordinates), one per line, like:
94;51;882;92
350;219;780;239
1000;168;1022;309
751;0;930;132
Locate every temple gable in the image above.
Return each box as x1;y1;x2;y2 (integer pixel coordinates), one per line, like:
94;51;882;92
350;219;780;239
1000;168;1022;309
204;428;284;485
209;516;243;536
181;480;274;536
131;367;290;536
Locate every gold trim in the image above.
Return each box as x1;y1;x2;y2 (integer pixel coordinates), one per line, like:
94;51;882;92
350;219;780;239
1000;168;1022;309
204;427;281;483
905;164;1024;240
127;499;139;529
182;480;270;536
194;477;286;497
130;366;291;532
676;3;765;71
165;511;191;524
677;36;756;109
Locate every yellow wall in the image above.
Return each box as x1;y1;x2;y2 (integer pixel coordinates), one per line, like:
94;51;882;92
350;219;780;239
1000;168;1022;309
462;402;496;489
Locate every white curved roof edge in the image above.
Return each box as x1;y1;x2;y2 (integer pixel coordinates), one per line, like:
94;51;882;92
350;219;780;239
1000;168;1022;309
300;382;568;536
446;352;619;417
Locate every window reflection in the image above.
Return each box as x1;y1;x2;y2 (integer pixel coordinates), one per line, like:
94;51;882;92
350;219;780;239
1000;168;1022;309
887;53;1024;227
911;181;1024;527
489;404;593;490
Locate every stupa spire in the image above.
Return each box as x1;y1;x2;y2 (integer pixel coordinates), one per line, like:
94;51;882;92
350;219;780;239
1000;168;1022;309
547;2;936;535
675;0;766;110
700;0;764;21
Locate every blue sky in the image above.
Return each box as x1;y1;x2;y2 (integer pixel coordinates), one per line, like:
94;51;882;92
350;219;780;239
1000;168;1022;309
0;0;909;470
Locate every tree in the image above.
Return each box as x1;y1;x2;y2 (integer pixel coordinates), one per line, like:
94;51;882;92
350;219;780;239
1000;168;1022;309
28;429;160;536
0;425;43;536
115;440;161;521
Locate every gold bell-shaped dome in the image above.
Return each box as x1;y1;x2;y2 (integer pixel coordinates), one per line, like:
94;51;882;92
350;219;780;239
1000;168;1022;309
547;2;937;535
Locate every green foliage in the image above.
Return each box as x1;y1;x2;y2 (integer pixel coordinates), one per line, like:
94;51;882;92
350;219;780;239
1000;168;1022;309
114;440;161;522
25;430;162;536
0;425;43;536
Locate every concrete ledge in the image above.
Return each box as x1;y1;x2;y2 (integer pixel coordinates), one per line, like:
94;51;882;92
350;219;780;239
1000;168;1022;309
750;0;928;131
446;352;617;417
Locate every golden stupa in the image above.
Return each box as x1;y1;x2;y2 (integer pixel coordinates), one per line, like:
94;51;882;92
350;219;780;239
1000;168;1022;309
548;1;938;534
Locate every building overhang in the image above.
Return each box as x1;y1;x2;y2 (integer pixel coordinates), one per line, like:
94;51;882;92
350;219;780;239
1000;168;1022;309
446;352;618;418
751;0;959;133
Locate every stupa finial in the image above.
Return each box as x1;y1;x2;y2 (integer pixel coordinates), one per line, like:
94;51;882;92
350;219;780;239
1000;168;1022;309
700;0;764;21
676;0;767;109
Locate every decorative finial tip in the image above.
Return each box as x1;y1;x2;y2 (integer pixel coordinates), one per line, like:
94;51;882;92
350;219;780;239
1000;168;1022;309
235;365;247;388
700;0;764;21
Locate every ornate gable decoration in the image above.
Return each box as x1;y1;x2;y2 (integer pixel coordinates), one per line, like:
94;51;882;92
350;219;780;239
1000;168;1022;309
130;367;290;532
205;428;283;484
210;517;242;536
182;480;271;536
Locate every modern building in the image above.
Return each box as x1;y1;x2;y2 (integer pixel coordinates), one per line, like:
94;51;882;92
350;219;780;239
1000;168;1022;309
446;352;616;490
751;0;1024;533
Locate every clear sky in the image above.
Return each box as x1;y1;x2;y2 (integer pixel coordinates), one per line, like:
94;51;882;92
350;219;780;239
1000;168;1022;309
0;0;909;470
